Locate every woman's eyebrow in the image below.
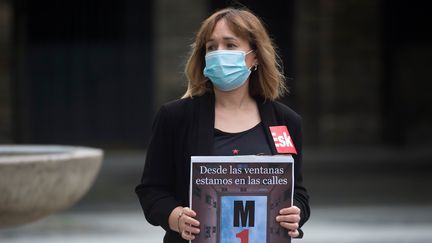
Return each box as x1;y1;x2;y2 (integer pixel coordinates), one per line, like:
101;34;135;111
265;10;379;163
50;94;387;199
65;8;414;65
207;36;238;42
223;36;237;41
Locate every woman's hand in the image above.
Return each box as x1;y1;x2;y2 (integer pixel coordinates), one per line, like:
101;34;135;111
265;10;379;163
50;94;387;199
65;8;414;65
169;206;200;240
276;206;301;238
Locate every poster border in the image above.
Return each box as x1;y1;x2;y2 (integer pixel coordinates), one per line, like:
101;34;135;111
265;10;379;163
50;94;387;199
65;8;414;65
189;155;294;243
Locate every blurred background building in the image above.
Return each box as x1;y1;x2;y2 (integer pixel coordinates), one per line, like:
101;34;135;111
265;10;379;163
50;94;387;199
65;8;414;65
1;0;432;147
1;0;432;242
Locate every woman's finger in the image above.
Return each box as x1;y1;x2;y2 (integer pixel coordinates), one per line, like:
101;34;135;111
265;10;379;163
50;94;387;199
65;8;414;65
183;215;200;227
182;207;197;217
288;229;299;238
181;229;196;241
178;208;200;239
279;206;300;215
280;222;299;231
276;214;300;223
184;224;200;235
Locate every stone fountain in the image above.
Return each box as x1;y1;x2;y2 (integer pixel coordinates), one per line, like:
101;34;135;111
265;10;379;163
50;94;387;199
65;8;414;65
0;145;103;228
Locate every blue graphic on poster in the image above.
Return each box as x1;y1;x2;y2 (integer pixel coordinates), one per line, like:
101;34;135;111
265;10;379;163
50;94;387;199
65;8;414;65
221;196;267;243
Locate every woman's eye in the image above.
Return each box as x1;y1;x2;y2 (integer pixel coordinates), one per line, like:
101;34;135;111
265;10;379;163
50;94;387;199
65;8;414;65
227;43;237;49
206;45;215;51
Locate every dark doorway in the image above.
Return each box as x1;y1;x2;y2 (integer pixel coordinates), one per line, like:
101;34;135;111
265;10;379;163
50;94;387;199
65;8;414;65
381;0;432;145
12;0;154;148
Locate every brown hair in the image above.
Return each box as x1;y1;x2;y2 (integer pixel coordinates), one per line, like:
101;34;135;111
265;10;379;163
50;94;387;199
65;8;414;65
182;7;287;100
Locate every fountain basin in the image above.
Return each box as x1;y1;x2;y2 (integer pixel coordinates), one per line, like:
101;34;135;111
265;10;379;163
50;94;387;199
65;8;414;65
0;145;103;228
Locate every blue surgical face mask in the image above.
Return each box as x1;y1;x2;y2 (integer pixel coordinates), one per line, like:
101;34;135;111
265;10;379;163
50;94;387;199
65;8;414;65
203;50;253;91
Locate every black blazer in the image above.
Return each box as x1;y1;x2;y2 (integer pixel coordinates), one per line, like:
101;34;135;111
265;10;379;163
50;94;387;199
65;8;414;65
135;93;310;243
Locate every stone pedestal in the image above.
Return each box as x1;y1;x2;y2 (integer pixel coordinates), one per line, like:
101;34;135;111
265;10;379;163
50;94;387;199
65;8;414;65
0;145;103;228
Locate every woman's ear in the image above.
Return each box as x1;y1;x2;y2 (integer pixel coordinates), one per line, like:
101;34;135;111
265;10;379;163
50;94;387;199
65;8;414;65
252;60;259;71
253;50;258;64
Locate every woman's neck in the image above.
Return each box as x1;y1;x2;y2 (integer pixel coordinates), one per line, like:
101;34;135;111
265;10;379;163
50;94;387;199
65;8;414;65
213;84;254;110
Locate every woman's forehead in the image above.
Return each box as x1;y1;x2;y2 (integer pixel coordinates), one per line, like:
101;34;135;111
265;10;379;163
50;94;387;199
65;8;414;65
206;19;248;43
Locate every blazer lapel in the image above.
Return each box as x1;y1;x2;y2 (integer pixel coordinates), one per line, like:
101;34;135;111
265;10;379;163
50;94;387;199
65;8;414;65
194;93;215;155
256;97;279;155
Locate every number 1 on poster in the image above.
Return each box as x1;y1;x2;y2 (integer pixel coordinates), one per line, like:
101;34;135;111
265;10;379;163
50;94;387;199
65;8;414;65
236;229;249;243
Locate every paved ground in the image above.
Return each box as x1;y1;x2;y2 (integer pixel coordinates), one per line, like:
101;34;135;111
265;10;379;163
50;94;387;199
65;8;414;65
1;148;431;242
1;205;432;243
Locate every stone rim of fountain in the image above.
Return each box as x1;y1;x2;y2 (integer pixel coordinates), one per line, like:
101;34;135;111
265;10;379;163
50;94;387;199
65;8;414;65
0;145;102;163
0;145;103;228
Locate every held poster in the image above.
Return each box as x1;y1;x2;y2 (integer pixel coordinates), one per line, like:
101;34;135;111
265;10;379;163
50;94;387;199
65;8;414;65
190;155;294;243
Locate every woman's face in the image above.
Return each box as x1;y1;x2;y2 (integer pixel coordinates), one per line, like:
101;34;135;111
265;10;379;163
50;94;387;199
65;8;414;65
205;19;257;68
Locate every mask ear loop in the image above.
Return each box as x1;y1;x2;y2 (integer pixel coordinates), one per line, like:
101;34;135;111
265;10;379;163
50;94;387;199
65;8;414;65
246;50;258;71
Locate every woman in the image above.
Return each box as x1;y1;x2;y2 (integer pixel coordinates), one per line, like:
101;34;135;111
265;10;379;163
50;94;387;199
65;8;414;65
135;7;310;242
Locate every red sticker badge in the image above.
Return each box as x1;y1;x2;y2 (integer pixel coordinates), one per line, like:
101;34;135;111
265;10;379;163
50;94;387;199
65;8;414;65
269;126;297;154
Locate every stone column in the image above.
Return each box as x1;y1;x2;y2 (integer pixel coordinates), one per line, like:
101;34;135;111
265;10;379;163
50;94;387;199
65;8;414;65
154;0;208;108
0;0;12;143
295;0;382;145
